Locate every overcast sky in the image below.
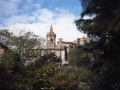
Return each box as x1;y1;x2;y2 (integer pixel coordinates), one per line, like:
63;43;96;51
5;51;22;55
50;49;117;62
0;0;85;42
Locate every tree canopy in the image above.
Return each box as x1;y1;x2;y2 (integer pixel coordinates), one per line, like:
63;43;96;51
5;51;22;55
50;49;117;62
75;0;120;90
68;46;92;68
0;29;45;59
76;0;120;37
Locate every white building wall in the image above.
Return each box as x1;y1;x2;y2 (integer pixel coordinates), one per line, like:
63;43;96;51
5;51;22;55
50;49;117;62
61;51;69;65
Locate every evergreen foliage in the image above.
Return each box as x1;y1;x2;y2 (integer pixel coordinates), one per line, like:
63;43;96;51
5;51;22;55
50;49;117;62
75;0;120;89
68;46;92;68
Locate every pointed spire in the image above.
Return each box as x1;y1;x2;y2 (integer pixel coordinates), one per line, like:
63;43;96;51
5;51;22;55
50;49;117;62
50;23;53;32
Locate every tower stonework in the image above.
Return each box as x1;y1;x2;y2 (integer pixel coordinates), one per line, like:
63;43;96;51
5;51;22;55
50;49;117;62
46;25;56;48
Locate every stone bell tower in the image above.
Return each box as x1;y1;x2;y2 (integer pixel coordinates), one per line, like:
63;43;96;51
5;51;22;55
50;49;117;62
46;25;56;48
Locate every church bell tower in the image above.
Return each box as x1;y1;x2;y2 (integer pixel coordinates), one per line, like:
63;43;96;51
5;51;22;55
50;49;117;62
46;25;56;48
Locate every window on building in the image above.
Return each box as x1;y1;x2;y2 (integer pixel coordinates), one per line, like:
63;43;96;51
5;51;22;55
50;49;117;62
51;38;53;43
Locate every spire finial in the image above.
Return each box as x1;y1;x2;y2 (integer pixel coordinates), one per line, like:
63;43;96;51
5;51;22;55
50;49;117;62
50;23;53;32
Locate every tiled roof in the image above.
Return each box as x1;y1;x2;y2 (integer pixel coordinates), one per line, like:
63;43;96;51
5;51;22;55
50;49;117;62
62;41;75;44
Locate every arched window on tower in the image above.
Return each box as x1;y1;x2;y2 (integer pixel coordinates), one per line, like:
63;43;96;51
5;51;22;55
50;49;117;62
51;38;53;43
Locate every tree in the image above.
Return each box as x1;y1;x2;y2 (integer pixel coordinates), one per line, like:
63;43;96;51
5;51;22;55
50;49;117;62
0;29;45;58
11;53;78;90
0;29;13;46
76;0;120;37
0;50;23;89
75;0;120;89
68;46;92;68
40;52;61;63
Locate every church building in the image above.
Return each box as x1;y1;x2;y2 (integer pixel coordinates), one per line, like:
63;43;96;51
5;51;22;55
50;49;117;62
39;25;90;65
